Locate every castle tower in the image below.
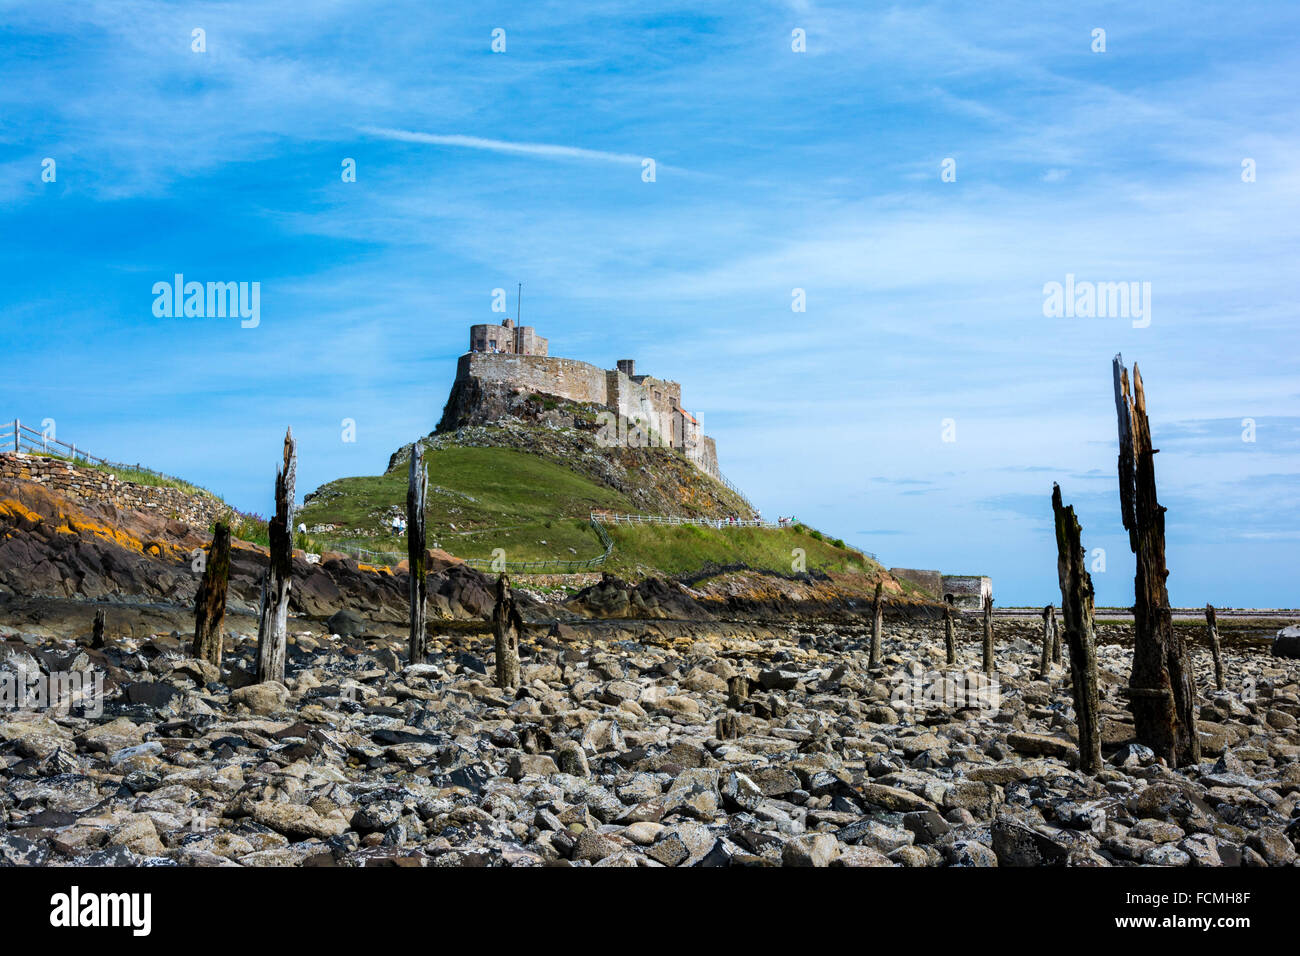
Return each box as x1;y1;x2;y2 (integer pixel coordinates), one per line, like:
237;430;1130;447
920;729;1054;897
468;317;548;356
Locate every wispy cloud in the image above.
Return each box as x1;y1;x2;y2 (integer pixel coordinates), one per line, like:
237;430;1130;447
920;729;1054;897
2;0;1298;607
359;126;655;168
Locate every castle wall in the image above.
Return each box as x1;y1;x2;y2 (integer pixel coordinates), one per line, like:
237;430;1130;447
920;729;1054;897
468;323;547;356
698;436;719;478
611;371;676;446
460;352;608;405
453;350;720;478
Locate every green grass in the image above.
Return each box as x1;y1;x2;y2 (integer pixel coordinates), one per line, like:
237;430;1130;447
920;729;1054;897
602;522;877;578
299;445;636;563
220;511;332;555
297;443;878;577
26;452;218;498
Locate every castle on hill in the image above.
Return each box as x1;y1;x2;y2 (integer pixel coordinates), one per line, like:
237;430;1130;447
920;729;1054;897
444;318;720;478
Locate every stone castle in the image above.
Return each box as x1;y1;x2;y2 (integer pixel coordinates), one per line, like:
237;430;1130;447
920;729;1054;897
442;318;720;478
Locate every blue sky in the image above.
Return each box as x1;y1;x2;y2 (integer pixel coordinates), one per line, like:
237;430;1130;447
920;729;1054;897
2;1;1298;606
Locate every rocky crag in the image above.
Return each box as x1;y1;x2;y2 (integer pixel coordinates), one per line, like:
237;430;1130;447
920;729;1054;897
387;395;751;520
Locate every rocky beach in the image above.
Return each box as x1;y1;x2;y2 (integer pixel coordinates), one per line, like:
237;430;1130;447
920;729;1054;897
3;600;1296;868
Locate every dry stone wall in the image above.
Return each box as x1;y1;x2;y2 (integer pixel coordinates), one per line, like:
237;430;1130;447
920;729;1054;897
0;453;227;529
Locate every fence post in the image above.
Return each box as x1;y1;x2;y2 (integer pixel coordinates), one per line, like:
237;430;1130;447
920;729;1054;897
13;419;18;453
407;442;428;664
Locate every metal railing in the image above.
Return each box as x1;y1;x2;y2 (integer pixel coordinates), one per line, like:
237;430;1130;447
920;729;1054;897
715;469;759;515
0;418;218;496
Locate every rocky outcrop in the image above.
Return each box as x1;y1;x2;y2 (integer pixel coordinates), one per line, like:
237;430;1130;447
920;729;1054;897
0;480;517;627
1275;625;1300;659
566;573;714;621
382;414;752;520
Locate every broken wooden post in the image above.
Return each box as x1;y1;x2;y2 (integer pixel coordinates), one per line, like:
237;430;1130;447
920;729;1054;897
715;713;741;740
1113;355;1198;767
91;608;106;650
1205;604;1225;692
493;573;523;691
1039;604;1054;676
727;675;750;710
192;521;231;668
1045;606;1055;665
1052;483;1102;775
407;442;428;663
943;599;957;665
869;581;884;666
256;428;296;684
982;592;994;674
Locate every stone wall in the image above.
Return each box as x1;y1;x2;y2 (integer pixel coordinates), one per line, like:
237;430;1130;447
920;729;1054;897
469;319;549;356
459;353;609;405
941;574;993;611
890;567;943;597
885;569;992;609
0;453;228;530
447;351;724;479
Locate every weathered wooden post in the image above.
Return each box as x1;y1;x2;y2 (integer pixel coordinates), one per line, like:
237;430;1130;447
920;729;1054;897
1205;604;1225;692
192;521;231;667
91;608;106;649
943;599;957;665
1050;604;1061;663
1039;604;1054;675
256;428;296;684
1052;484;1102;774
493;573;523;691
982;593;994;674
726;674;750;710
1113;355;1198;767
869;581;884;667
407;442;428;663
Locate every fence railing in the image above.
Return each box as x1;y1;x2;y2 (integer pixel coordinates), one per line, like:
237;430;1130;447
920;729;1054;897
715;469;758;515
319;516;616;574
460;516;614;573
0;418;217;496
0;419;115;466
591;510;784;530
592;510;877;560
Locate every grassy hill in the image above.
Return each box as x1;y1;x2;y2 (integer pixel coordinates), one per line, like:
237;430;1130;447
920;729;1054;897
300;444;634;562
297;420;879;578
602;521;877;578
